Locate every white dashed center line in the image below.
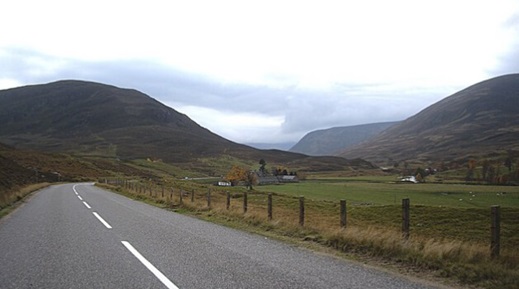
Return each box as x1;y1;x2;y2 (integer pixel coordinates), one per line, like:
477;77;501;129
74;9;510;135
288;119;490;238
93;212;112;229
122;241;179;289
72;184;79;195
74;184;179;288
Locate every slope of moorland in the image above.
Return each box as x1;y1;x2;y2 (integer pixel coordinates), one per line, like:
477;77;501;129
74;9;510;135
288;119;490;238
290;121;399;156
0;80;372;174
0;142;162;193
340;74;519;166
0;80;237;161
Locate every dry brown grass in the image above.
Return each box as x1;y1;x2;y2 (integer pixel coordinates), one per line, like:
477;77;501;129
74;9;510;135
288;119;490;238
0;183;50;217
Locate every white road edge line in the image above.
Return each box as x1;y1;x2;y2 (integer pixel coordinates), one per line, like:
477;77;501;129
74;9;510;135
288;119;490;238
72;184;79;195
78;195;83;201
92;212;112;229
121;241;179;289
83;201;91;209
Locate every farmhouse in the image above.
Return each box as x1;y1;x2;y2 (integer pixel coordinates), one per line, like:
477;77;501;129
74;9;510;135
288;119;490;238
217;181;232;186
256;173;299;185
399;176;419;183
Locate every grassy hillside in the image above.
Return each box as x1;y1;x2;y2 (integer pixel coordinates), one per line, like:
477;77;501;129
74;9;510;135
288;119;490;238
340;74;519;166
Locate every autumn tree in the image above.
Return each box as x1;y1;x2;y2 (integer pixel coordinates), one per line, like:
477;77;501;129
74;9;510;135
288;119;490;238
225;165;257;189
225;165;248;186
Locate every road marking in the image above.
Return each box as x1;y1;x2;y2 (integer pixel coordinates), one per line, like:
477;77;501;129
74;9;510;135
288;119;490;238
121;241;179;289
92;212;112;229
72;184;79;195
83;201;91;209
78;195;83;201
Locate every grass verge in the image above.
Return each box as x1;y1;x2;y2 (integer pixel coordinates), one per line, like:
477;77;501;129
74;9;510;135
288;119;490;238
0;183;51;219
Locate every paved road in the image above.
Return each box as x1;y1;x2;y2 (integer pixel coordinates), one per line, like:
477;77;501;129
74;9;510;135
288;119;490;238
0;183;443;288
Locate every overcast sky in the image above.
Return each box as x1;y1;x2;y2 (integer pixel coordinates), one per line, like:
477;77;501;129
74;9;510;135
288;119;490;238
1;0;518;147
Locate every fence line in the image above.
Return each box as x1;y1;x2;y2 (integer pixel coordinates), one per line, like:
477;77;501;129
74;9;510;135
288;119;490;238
103;179;503;258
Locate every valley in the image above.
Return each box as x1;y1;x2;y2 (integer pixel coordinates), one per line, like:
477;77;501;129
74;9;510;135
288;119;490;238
1;74;519;289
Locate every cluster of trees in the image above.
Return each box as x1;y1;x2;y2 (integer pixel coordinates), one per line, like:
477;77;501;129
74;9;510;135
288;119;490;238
224;159;300;189
466;157;519;184
413;167;436;183
392;155;518;185
258;159;296;176
225;165;257;189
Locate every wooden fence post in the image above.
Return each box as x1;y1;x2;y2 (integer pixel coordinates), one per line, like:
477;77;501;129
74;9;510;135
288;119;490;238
299;196;305;227
191;190;195;203
226;191;230;210
161;186;164;198
268;193;273;221
207;188;211;208
179;190;183;205
340;199;347;228
243;192;248;213
491;205;501;258
167;188;172;206
402;198;410;239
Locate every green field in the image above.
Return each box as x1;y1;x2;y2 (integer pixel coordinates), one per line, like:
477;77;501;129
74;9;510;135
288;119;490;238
253;176;519;249
257;177;519;208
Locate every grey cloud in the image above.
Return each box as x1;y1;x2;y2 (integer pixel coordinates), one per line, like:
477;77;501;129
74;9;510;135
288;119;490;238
67;62;292;116
490;13;519;75
0;48;62;84
492;48;519;76
0;48;287;115
0;47;464;143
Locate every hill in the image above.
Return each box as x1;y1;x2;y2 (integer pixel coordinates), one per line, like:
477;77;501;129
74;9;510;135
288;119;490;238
339;74;519;166
0;80;240;161
290;122;399;156
0;143;137;193
0;80;370;174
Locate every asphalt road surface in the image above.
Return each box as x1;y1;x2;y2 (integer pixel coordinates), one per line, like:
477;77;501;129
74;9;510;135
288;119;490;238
0;183;444;288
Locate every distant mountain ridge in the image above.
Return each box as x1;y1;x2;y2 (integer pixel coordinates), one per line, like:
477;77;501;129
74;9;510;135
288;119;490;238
339;74;519;165
290;122;399;156
0;80;371;173
246;142;296;151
